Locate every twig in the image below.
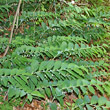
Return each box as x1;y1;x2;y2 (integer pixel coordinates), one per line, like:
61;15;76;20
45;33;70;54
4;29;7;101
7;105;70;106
4;91;8;101
16;14;19;29
3;0;22;57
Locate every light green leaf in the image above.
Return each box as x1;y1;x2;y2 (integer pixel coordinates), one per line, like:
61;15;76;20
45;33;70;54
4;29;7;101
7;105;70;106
46;60;54;70
80;86;87;94
45;88;51;98
61;41;67;50
31;60;39;72
98;96;107;106
106;101;110;107
31;91;44;98
88;86;95;94
84;95;90;104
68;42;74;49
30;76;38;86
27;94;33;102
39;61;48;71
53;61;61;70
91;95;98;104
8;87;16;98
73;68;84;76
75;99;84;106
20;90;26;97
96;85;104;94
86;104;93;110
73;87;79;95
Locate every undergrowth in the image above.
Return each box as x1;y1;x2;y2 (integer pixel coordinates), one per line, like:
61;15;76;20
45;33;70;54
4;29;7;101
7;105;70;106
0;0;110;109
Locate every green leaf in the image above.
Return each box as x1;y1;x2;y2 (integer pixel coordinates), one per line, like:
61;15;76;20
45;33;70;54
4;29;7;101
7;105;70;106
102;44;109;48
20;90;26;97
57;96;64;106
75;44;80;49
88;86;95;94
83;95;90;104
14;88;20;98
80;86;87;94
45;88;51;98
96;106;102;110
55;88;63;97
20;75;28;83
106;101;110;107
27;94;33;102
73;68;84;76
42;22;46;30
49;103;57;110
53;61;61;70
61;41;67;50
79;105;84;110
96;85;104;94
75;99;84;106
80;66;88;74
98;96;107;106
46;60;54;70
86;104;93;110
75;6;81;13
2;76;8;86
31;91;44;98
68;63;76;68
31;60;39;72
73;87;79;95
68;42;74;49
61;62;68;69
91;95;98;104
8;87;16;99
30;76;38;86
39;61;48;71
28;79;35;90
50;87;56;96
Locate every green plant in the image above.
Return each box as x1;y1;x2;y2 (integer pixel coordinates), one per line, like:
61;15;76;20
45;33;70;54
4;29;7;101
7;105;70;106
0;0;110;109
0;96;22;110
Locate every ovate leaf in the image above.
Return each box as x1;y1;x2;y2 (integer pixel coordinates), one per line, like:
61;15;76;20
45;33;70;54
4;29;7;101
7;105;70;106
39;61;48;71
8;87;16;99
27;94;33;102
83;95;90;104
53;61;61;70
31;91;44;98
46;60;54;70
61;41;67;50
73;68;84;76
91;95;98;104
75;99;84;106
86;104;93;110
88;85;95;94
106;101;110;107
98;96;107;106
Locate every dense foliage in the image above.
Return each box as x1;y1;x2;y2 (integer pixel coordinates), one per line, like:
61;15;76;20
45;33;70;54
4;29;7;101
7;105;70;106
0;0;110;109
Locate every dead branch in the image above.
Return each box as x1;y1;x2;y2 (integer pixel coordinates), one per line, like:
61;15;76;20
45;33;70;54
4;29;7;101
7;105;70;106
3;0;22;57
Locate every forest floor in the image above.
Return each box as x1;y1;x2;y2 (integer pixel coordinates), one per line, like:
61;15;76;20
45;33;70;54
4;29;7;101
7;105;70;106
14;37;110;109
0;6;110;110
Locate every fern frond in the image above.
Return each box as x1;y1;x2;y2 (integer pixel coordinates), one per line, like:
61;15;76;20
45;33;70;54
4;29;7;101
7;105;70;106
0;60;110;101
38;35;87;47
0;37;8;53
67;59;109;72
74;95;110;109
0;55;31;69
20;11;59;22
14;43;106;59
